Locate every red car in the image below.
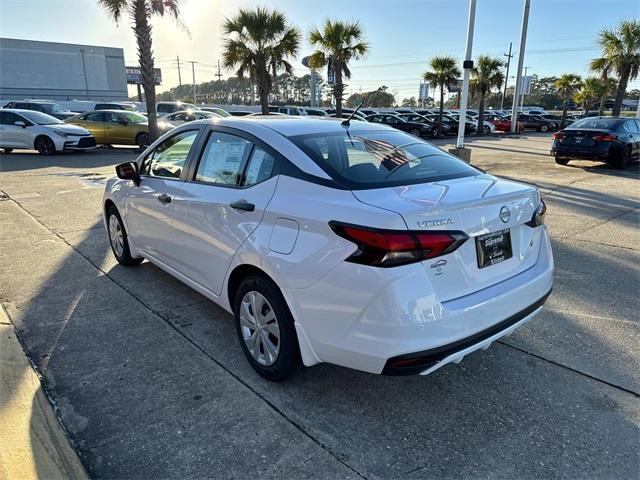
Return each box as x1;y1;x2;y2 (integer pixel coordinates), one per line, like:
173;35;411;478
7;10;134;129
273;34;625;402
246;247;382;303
493;118;525;132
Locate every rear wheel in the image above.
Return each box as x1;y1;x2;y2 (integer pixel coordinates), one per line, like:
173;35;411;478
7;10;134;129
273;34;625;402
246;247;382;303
234;274;301;381
539;124;549;132
107;206;143;266
483;125;491;134
611;146;630;169
555;156;569;166
34;136;56;155
135;132;150;149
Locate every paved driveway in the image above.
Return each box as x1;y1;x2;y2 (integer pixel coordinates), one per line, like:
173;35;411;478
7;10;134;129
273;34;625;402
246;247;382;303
0;134;638;478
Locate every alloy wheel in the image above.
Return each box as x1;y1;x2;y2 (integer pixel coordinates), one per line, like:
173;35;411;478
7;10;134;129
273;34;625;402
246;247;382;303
108;214;124;258
35;137;54;155
239;291;280;366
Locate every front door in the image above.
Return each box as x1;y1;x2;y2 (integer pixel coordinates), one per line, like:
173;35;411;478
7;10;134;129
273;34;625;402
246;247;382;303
78;112;106;144
104;112;129;145
0;111;31;148
125;129;200;267
172;129;278;295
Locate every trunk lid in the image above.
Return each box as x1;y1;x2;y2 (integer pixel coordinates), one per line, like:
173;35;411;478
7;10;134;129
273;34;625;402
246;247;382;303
352;174;541;301
558;128;612;148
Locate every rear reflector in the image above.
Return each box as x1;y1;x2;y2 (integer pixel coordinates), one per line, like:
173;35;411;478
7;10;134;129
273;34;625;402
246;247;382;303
329;222;468;267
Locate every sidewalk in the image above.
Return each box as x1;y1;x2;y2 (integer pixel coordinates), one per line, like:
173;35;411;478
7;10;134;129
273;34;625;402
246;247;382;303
0;305;86;480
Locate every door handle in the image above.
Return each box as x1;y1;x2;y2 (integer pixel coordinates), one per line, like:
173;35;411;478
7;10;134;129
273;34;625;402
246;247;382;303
157;193;172;204
230;200;255;212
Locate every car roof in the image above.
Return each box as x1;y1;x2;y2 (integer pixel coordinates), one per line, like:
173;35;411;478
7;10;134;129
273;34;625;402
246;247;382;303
187;115;388;136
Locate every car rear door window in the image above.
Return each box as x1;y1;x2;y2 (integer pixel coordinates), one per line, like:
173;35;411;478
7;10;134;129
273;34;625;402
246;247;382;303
194;132;253;185
140;130;198;179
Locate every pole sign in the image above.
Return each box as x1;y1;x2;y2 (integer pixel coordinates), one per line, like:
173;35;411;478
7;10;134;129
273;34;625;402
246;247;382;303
419;83;429;100
327;56;336;86
447;79;463;93
126;66;162;85
521;75;533;95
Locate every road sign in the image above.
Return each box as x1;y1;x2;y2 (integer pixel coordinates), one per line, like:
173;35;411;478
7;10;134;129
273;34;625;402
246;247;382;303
327;56;336;86
447;79;463;93
125;66;162;85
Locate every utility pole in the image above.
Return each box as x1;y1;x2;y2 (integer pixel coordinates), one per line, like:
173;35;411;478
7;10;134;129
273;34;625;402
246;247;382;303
501;42;513;110
511;0;530;132
456;0;476;149
189;60;198;102
175;56;182;86
216;60;223;82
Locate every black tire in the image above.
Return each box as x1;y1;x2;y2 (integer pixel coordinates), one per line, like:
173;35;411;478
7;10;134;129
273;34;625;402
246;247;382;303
34;136;56;155
483;125;491;134
1;148;12;154
555;156;569;165
234;274;301;381
409;128;421;137
610;146;630;169
106;205;143;266
136;132;150;149
539;124;549;133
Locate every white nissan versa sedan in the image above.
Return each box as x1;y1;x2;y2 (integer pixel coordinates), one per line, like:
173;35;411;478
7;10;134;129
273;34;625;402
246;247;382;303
104;116;553;381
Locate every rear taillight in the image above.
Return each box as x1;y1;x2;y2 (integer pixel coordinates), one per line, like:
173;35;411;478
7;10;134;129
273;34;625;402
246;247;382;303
526;199;547;228
553;132;565;139
593;134;617;142
329;222;468;267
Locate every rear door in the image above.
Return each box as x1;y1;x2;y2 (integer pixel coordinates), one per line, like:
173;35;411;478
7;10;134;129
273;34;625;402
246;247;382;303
171;128;279;295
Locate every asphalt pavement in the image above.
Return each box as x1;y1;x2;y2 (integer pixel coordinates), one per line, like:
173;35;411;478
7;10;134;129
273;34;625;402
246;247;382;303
0;133;638;479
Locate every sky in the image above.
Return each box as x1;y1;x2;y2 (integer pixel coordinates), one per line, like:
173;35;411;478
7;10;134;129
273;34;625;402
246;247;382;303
1;0;639;101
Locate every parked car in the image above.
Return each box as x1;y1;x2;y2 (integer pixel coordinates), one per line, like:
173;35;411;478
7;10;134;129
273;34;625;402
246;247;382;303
449;113;495;134
365;113;433;137
199;107;231;117
328;112;368;121
268;106;307;116
359;109;380;116
530;115;559;131
2;100;77;120
104;117;553;380
156;101;200;116
0;109;96;155
160;110;220;128
228;111;254;117
494;114;554;132
304;108;328;117
396;113;443;137
551;117;640;168
66;110;167;148
94;102;140;111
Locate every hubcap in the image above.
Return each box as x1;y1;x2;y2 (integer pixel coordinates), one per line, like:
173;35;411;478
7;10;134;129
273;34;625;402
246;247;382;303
239;291;280;366
108;214;124;258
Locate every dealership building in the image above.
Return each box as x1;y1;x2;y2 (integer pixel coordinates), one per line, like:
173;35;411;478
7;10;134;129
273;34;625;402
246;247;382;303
0;38;128;101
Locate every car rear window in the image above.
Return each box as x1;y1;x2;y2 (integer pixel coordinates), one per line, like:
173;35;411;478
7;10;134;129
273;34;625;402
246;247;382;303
289;130;479;189
569;118;622;130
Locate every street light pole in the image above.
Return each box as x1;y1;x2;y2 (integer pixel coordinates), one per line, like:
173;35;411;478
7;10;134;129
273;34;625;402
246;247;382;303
456;0;476;149
501;42;513;110
520;66;529;110
510;0;530;132
189;60;198;102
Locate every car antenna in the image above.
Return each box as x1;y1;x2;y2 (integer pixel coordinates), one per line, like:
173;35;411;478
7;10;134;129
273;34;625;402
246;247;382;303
341;101;364;127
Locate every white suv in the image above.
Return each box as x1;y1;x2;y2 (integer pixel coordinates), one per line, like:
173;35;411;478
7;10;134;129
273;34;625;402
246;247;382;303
103;117;553;380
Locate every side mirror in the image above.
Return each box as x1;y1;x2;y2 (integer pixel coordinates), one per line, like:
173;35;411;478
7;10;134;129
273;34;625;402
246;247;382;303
115;162;140;186
14;121;26;128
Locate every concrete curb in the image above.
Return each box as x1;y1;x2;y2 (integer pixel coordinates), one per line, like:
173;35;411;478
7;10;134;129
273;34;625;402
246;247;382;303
0;304;87;480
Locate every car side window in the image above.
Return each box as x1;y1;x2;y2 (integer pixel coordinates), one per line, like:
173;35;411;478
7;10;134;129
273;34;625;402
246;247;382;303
107;112;123;124
140;130;198;179
623;120;639;133
194;132;253;185
240;146;275;186
83;112;105;122
0;112;24;125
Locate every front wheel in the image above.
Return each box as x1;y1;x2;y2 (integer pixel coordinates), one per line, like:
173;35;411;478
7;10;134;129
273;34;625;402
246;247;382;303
34;136;56;155
135;132;150;149
107;206;143;266
610;147;630;169
483;125;491;134
555;156;569;166
539;124;549;132
234;275;301;381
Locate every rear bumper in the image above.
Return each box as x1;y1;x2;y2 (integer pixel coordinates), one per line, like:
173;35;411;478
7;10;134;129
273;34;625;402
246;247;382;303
285;227;554;375
551;142;614;160
382;288;551;375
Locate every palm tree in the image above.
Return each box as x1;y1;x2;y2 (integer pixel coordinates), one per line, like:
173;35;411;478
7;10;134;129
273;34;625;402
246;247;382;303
98;0;181;142
554;74;582;128
574;77;601;116
223;7;301;114
597;77;618;116
590;19;640;116
309;20;369;118
424;56;461;135
471;55;504;134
